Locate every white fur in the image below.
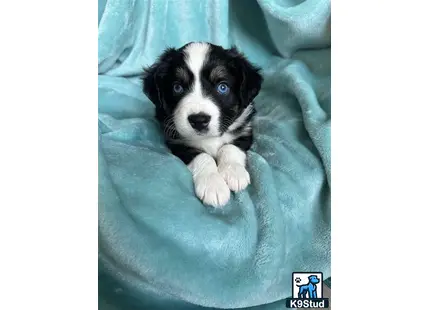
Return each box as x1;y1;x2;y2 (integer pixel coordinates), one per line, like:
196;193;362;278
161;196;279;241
174;43;221;139
227;104;254;132
177;43;253;206
184;105;253;157
217;144;250;192
186;132;235;158
188;153;230;207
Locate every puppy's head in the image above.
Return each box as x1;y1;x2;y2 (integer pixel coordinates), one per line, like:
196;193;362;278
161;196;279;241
142;42;262;140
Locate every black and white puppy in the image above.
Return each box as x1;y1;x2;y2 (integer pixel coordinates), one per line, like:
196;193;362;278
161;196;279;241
142;42;262;207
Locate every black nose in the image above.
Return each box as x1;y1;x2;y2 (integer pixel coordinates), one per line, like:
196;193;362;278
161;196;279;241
188;113;211;131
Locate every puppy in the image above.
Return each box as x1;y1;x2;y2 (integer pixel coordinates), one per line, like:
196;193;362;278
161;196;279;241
142;42;262;207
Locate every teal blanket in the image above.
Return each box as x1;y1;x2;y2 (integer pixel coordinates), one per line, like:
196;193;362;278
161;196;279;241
98;0;331;309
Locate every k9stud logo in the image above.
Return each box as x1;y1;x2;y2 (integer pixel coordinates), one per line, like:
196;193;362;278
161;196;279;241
285;272;329;308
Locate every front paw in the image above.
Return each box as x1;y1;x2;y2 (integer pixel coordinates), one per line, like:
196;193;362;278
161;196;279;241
194;172;231;208
218;164;250;192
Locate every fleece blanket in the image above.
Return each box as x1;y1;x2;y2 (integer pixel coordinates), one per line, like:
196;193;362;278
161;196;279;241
98;0;331;309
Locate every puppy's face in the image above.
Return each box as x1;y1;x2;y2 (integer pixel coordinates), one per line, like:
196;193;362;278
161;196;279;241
142;42;262;140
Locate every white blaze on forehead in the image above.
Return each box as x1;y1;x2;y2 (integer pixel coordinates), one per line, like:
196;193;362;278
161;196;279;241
183;42;210;77
174;42;222;139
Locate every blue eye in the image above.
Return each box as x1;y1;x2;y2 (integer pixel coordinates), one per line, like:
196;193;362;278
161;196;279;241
216;82;230;95
173;83;184;94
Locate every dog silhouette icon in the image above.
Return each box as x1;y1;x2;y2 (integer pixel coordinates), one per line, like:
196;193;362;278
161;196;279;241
296;275;320;298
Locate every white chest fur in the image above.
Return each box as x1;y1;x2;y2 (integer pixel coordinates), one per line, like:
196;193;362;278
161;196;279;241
188;132;236;158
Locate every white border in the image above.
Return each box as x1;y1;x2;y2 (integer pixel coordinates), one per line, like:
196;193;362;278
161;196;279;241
333;0;430;309
0;1;96;309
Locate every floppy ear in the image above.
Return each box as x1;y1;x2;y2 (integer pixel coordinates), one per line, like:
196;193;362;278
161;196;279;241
141;48;176;111
227;46;263;107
